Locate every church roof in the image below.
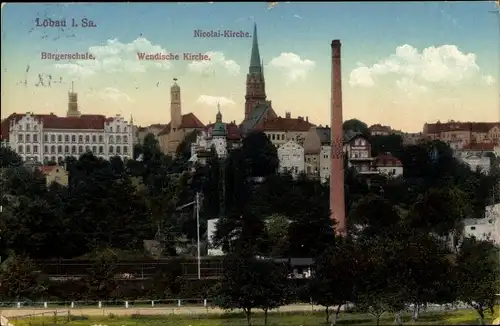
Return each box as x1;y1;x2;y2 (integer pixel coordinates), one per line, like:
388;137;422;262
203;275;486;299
158;113;205;135
206;122;241;140
249;23;262;74
212;122;227;137
241;103;270;133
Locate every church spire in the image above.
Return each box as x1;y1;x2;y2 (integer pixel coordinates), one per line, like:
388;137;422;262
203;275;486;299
216;103;222;123
249;23;262;74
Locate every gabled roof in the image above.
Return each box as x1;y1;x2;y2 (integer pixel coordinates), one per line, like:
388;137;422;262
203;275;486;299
461;143;495;151
158;113;205;135
205;122;241;140
1;113;107;141
424;122;499;134
262;117;314;132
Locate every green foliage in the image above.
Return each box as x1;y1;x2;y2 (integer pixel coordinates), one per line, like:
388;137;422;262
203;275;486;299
0;255;47;301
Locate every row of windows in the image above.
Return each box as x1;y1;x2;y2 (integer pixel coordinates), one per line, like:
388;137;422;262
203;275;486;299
268;133;286;141
16;123;129;133
17;145;129;155
17;134;129;144
22;155;130;163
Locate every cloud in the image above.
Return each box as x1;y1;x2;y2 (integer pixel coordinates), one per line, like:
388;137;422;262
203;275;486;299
269;52;315;83
395;77;428;96
86;87;133;102
196;95;235;107
55;37;172;77
349;44;491;90
188;52;240;76
482;75;495;86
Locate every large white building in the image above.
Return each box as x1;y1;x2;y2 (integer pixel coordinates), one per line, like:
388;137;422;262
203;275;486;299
277;140;305;178
0;90;134;163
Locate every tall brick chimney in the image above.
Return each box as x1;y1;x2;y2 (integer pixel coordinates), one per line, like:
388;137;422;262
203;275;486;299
330;40;346;235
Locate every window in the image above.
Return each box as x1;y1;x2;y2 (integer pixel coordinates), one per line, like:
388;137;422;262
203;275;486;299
85;135;90;143
26;124;30;131
26;145;31;153
26;134;31;142
58;157;64;163
71;135;76;142
92;135;97;142
99;146;103;154
51;156;56;162
117;126;121;132
33;145;38;153
44;134;48;142
98;135;103;143
123;146;128;154
78;146;83;153
78;135;83;142
85;146;90;152
51;146;56;154
18;134;23;142
109;145;114;153
92;146;97;154
65;135;69;142
124;127;127;132
116;146;121;154
116;136;121;143
33;134;38;142
109;136;114;143
57;145;62;153
123;136;128;143
57;135;62;142
470;226;476;230
34;125;38;131
44;156;49;163
44;145;48;153
110;127;113;132
64;145;69;154
18;145;23;153
71;146;76;154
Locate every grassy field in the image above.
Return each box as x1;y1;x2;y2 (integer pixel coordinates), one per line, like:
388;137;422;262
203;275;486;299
9;308;496;326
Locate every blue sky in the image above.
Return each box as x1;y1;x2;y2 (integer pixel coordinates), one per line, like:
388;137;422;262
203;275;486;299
2;2;499;131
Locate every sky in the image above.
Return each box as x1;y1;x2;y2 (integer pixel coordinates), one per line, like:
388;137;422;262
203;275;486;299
1;2;499;132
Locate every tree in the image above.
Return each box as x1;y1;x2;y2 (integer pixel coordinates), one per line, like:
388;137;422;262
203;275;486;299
212;255;289;326
343;119;369;135
0;147;23;168
241;131;279;178
309;239;358;324
264;214;290;258
84;249;119;300
455;237;500;325
370;134;403;157
0;255;46;301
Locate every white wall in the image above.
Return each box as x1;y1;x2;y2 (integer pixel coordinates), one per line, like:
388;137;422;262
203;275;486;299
377;166;403;177
319;145;330;183
463;204;500;245
278;140;305;178
461;156;491;174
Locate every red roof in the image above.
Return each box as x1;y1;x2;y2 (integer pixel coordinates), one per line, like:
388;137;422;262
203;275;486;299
261;117;314;132
376;154;402;167
38;166;57;174
462;143;495;151
158;113;205;135
1;113;106;141
205;122;241;140
424;122;499;134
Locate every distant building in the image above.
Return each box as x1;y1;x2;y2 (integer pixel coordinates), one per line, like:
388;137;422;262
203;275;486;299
368;124;391;136
277;140;305;178
157;79;205;155
423;121;500;147
135;124;168;144
38;165;69;187
402;132;425;146
0;90;134;163
463;204;500;245
376;153;403;177
262;112;314;147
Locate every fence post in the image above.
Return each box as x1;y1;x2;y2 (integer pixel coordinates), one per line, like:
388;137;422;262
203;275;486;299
203;299;207;307
16;302;20;309
151;300;154;308
70;302;74;308
177;299;181;307
125;301;129;309
98;301;102;309
44;302;48;308
67;310;71;322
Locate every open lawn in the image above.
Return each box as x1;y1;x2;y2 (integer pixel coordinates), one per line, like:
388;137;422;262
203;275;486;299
8;308;495;326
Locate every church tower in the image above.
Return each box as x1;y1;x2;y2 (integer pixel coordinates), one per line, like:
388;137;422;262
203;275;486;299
170;78;182;131
66;81;81;117
244;23;267;120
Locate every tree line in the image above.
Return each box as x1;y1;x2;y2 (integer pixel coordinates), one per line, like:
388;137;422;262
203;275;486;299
1;121;499;325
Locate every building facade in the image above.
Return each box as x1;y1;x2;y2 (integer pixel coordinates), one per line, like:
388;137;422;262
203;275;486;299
277;140;305;177
423;121;500;148
463;204;500;245
0;91;134;163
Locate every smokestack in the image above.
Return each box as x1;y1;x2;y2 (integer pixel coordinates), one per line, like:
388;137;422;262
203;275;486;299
330;39;346;236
